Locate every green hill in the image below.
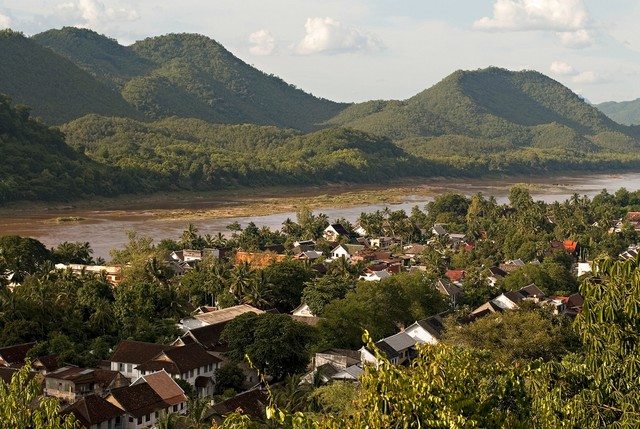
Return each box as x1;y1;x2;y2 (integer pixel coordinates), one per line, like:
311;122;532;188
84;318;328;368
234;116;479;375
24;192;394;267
60;114;420;190
0;95;149;203
597;98;640;126
29;28;347;131
328;67;639;155
0;30;141;124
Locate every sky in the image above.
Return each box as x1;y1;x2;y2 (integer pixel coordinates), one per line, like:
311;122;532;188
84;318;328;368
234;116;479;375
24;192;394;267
1;0;639;104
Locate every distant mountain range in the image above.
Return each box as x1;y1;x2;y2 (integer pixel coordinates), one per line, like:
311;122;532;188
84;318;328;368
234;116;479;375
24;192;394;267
1;27;640;203
597;99;640;126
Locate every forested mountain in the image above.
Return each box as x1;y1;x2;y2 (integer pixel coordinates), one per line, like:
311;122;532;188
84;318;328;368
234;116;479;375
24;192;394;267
597;98;640;126
60;115;420;190
0;30;141;124
327;68;640;156
0;95;149;202
29;28;347;131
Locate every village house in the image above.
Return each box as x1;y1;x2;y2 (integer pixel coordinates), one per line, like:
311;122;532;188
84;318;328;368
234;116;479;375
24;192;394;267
323;223;351;242
62;394;126;429
360;331;417;366
302;349;363;384
404;315;446;345
359;269;392;282
208;389;269;426
170;248;220;264
234;251;286;268
106;371;188;429
470;284;546;319
108;341;172;380
369;237;394;249
434;278;463;306
293;250;323;262
135;343;221;397
44;366;129;403
329;244;365;261
445;269;465;285
291;240;316;254
54;264;123;286
486;266;508;287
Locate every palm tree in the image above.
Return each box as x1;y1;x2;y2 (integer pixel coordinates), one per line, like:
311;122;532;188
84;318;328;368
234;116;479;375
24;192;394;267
185;396;212;428
230;262;253;298
243;271;272;308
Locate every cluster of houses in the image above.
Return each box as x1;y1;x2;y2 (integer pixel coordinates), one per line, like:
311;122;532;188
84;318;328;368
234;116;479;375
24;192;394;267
0;303;277;428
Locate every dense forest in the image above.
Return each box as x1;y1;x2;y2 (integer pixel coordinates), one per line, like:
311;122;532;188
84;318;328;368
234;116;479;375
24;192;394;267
597;98;640;126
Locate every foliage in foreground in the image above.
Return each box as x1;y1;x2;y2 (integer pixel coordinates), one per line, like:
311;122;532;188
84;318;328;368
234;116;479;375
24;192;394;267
219;255;640;428
0;363;76;429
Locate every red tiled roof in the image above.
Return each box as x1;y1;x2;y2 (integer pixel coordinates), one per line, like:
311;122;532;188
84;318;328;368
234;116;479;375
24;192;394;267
445;269;465;282
563;240;578;253
141;371;186;406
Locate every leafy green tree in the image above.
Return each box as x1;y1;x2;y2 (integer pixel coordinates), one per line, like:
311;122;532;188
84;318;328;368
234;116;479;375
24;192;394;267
262;260;313;312
221;313;314;380
301;275;352;315
215;363;246;394
0;235;51;282
0;362;76;429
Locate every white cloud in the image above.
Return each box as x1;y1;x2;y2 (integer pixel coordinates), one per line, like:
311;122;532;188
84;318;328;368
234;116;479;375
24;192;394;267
474;0;594;48
572;70;600;83
56;0;139;28
249;29;275;56
557;29;593;48
296;17;383;55
0;13;12;29
474;0;589;31
550;60;576;75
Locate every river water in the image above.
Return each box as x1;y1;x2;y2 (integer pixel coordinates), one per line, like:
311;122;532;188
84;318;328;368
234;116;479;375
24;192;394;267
1;172;639;259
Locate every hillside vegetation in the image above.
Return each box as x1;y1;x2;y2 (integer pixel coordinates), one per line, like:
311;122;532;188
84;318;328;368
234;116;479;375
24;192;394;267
0;95;148;202
0;30;140;124
328;68;640;156
597;98;640;126
29;28;347;130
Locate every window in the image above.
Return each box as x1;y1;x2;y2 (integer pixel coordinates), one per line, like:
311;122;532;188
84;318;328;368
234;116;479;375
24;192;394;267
145;414;150;422
128;417;133;423
137;417;142;425
188;370;193;378
173;404;178;412
119;363;124;371
155;411;159;419
127;364;132;373
197;367;201;375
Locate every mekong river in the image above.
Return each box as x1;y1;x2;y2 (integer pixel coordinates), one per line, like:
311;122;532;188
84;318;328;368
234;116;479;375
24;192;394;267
1;172;640;259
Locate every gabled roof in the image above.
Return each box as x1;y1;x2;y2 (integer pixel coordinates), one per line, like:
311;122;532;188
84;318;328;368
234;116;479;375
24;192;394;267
518;284;545;299
502;290;525;304
33;354;60;372
414;315;445;340
109;340;171;365
432;224;448;235
435;278;462;298
136;343;221;374
209;389;268;421
379;332;416;354
488;266;508;278
108;382;166;418
325;223;350;236
0;342;36;366
470;301;503;318
183;323;227;351
137;371;186;406
193;304;264;325
333;364;364;380
63;394;124;428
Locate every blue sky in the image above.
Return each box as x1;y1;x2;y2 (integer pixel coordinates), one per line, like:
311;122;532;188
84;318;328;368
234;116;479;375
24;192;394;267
1;0;639;103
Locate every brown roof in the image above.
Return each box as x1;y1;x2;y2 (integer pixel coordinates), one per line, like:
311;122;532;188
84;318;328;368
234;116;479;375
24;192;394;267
33;354;60;372
108;383;167;418
0;342;36;366
209;389;268;421
136;343;221;374
139;371;186;406
0;367;18;384
185;323;228;350
518;284;546;299
63;394;124;428
109;340;171;365
46;367;126;390
445;269;465;282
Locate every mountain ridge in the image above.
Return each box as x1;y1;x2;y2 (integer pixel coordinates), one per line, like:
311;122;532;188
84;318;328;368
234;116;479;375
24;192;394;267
597;98;640;126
